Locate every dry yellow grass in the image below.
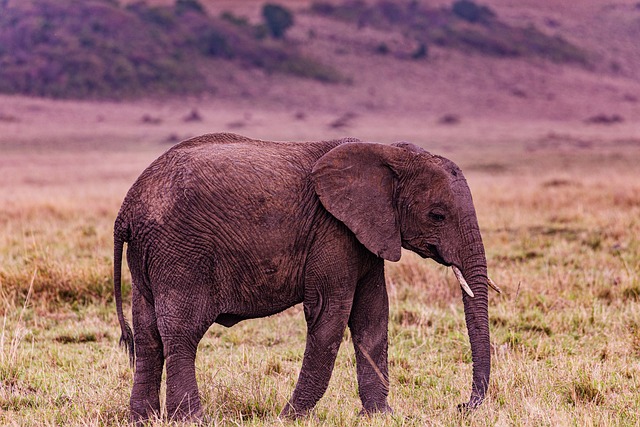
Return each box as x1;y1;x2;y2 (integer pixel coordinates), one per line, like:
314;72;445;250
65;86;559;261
1;95;639;426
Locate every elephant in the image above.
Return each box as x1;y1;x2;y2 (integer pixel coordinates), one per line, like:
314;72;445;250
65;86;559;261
113;132;498;423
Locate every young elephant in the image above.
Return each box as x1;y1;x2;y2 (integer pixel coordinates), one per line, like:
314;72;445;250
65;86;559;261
114;133;495;423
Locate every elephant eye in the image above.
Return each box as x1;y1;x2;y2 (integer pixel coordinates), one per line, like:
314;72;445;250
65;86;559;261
429;211;446;222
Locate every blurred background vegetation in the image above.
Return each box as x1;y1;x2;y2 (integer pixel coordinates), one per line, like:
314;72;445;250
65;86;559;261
0;0;588;99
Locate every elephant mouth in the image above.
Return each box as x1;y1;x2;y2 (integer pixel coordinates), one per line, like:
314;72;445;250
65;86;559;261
401;239;451;266
408;242;450;266
427;244;451;266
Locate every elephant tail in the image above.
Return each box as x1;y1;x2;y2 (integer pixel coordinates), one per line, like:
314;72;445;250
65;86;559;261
114;220;134;368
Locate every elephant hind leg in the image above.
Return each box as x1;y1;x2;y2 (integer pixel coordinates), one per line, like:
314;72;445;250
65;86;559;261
157;303;214;422
163;336;204;422
130;285;164;423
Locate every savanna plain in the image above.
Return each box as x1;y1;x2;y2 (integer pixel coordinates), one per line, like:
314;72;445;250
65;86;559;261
1;97;639;427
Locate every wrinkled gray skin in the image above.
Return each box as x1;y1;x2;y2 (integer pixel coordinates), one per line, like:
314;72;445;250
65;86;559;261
114;133;490;423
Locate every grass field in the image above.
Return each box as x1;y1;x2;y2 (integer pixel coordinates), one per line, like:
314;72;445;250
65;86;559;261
1;103;639;426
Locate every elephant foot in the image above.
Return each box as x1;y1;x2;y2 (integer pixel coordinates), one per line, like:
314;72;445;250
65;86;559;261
278;402;311;420
359;402;393;417
130;399;161;426
167;406;204;424
457;396;483;413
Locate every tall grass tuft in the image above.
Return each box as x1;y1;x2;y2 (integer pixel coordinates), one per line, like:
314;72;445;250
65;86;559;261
1;268;35;412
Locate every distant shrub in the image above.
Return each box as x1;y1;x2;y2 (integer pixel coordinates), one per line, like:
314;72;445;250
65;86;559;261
221;11;270;39
127;2;177;27
315;0;409;28
276;56;345;83
262;3;294;39
310;2;335;15
377;1;405;24
519;25;589;64
439;114;460;125
584;114;624;125
198;28;234;58
411;42;428;59
175;0;206;15
448;23;589;63
221;11;249;27
376;43;390;55
452;0;495;24
253;24;269;40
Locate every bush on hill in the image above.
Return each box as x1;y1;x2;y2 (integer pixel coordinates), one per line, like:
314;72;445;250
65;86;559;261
452;0;495;24
0;0;343;99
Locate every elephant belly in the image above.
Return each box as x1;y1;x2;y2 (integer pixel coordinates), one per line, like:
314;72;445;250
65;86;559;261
212;255;305;324
214;299;297;327
215;288;303;327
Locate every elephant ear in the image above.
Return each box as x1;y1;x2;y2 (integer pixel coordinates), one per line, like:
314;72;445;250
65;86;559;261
311;142;404;262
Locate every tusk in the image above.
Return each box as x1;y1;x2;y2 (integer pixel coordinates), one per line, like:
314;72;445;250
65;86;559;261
452;266;474;298
488;277;502;294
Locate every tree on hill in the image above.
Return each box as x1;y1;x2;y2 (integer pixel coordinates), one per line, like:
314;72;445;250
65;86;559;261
262;3;294;39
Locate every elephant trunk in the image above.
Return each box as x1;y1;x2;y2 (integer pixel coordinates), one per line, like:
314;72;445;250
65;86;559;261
458;223;490;410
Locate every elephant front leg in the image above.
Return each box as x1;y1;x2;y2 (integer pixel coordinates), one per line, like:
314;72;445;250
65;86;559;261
280;284;353;418
349;263;392;415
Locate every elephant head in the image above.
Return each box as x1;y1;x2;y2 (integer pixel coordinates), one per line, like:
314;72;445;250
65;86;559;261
312;141;498;409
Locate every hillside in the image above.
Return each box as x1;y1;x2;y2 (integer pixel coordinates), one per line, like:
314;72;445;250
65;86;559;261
204;0;640;122
0;0;344;98
1;0;640;121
